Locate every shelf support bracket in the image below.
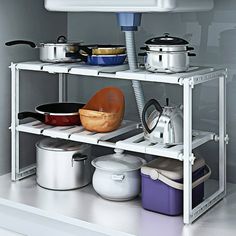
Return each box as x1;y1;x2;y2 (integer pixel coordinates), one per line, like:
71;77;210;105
183;78;193;224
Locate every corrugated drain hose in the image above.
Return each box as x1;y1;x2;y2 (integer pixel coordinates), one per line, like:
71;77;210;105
124;31;145;121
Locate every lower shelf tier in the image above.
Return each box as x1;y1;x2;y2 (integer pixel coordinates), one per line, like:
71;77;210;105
15;121;216;160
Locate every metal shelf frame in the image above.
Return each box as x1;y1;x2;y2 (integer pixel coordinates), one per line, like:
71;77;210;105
10;61;228;225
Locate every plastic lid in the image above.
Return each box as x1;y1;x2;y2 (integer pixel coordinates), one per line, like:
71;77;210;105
145;33;189;46
92;149;146;172
36;138;90;152
141;156;205;180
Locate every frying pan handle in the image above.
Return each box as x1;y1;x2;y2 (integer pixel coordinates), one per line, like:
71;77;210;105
18;112;45;123
78;45;93;55
142;99;163;134
5;40;36;48
66;51;88;62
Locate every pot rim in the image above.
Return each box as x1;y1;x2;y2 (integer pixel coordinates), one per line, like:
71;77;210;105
35;102;82;116
40;42;82;47
91;157;146;172
146;50;189;54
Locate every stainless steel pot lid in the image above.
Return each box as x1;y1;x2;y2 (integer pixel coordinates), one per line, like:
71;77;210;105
40;35;82;46
36;138;90;152
92;149;146;172
145;33;189;46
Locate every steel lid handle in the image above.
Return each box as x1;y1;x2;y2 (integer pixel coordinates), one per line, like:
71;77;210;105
142;99;163;134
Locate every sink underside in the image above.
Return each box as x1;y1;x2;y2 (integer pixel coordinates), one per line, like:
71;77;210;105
44;0;214;13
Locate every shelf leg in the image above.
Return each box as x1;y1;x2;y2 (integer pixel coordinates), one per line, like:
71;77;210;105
11;64;20;181
183;80;193;224
219;75;226;194
59;74;68;102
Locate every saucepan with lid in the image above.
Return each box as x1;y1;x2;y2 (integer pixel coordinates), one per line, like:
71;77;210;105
139;33;196;73
5;36;83;63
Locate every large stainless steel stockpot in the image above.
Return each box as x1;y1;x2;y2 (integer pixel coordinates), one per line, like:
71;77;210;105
140;33;196;73
36;138;92;190
5;36;83;63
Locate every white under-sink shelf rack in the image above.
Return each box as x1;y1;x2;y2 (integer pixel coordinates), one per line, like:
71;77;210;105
10;61;227;225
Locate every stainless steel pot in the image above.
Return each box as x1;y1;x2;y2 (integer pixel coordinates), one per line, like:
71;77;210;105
143;50;196;73
36;138;92;190
5;36;83;63
140;33;196;73
142;99;183;145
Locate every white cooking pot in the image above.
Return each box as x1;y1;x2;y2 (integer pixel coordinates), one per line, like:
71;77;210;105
92;149;146;201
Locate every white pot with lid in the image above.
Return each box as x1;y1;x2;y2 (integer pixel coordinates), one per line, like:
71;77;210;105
92;149;146;201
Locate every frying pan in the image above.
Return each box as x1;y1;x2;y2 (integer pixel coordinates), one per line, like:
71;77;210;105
18;103;85;126
74;45;126;55
65;45;127;66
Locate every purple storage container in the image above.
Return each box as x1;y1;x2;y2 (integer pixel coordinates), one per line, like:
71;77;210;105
141;157;211;216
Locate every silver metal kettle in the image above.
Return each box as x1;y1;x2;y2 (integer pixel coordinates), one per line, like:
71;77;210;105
142;98;183;145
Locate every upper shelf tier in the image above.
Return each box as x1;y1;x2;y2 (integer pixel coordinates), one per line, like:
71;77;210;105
44;0;214;12
12;61;226;86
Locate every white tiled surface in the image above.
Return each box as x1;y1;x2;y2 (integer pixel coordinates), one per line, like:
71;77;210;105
0;174;235;236
0;228;25;236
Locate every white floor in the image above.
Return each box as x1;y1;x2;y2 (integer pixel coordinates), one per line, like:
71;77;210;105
0;174;235;236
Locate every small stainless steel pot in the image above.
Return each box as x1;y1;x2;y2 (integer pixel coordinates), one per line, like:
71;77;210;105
5;36;83;63
140;33;196;73
36;138;92;190
142;50;196;73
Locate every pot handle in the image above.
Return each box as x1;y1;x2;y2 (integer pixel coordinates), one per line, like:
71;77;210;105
188;52;196;57
140;46;148;50
5;40;36;48
186;46;194;51
18;112;45;123
111;174;125;182
66;51;88;62
72;153;88;167
142;99;163;134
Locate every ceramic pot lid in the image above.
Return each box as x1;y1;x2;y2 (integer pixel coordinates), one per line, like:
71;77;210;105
145;33;189;46
37;138;89;152
92;149;145;172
